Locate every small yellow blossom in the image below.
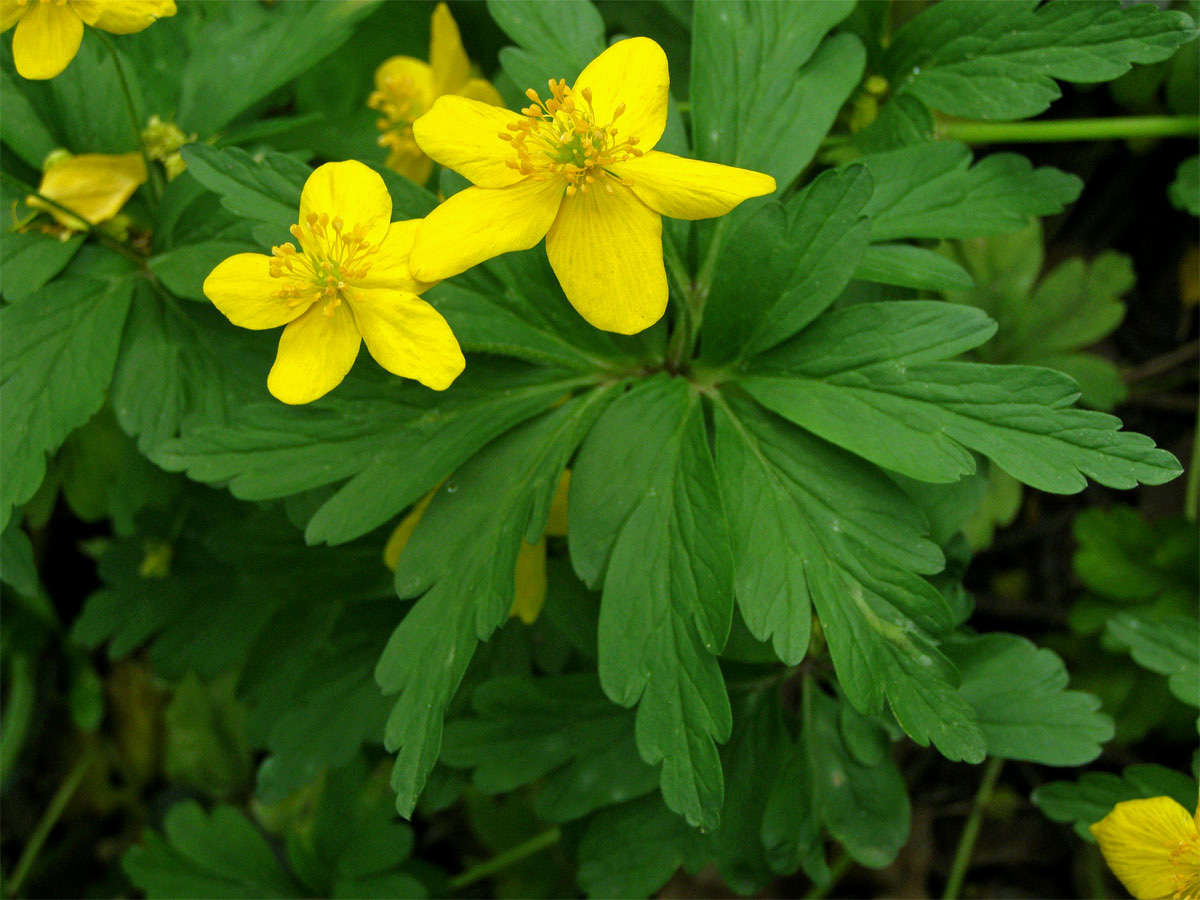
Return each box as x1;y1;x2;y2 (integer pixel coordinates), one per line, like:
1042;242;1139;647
141;115;194;181
407;37;776;335
26;149;145;231
1091;791;1200;899
385;471;571;624
2;0;176;80
203;160;465;405
367;2;503;184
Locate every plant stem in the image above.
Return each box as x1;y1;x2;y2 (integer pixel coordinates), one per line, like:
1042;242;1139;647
805;853;853;900
6;748;97;898
447;826;562;891
939;115;1199;145
1186;409;1199;523
94;31;162;204
942;756;1004;900
1;655;35;782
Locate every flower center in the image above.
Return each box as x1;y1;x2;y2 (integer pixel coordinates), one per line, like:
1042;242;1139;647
499;79;643;196
269;213;378;316
1168;831;1200;900
367;74;426;157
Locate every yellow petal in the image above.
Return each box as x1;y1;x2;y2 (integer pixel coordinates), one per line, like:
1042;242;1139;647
612;150;777;220
457;77;504;107
73;0;176;34
429;1;469;96
545;182;666;334
1090;795;1198;900
30;152;146;227
373;55;435;115
2;0;29;32
349;287;464;391
510;537;547;624
384;486;440;570
572;37;668;151
412;94;526;189
359;219;435;294
409;177;563;281
12;2;82;79
203;253;312;330
385;139;434;186
267;302;361;405
298;161;392;254
545;470;571;537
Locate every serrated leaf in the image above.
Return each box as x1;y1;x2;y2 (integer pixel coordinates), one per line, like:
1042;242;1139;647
713;395;945;668
377;391;614;817
947;633;1112;765
859;142;1081;242
883;0;1198;121
855;243;974;292
1;265;135;530
1072;505;1198;606
488;0;604;89
441;673;658;822
1106;614;1200;707
180;144;308;238
0;232;85;302
740;304;1181;492
571;376;734;829
576;794;692;899
1033;764;1199;841
691;0;861;188
178;0;381;136
123;802;302;899
702;166;873;363
0;70;59;168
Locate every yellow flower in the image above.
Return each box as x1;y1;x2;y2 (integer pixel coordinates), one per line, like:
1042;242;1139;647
141;115;194;181
1090;791;1200;899
367;1;503;184
407;37;776;335
202;160;465;405
2;0;176;80
26;150;146;231
384;470;571;625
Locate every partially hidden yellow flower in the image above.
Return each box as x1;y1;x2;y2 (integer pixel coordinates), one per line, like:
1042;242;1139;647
26;150;145;231
1090;791;1200;899
203;160;465;405
407;36;776;335
367;2;503;184
385;471;571;625
2;0;176;80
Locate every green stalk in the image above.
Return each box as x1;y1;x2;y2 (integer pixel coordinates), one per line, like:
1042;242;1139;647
1186;409;1199;523
805;853;853;900
447;826;562;891
942;756;1004;900
94;31;163;204
1;655;36;781
939;115;1199;145
5;749;97;897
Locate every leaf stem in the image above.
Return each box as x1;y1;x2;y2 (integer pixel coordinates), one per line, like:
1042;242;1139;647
805;852;853;900
938;115;1199;145
5;748;97;897
942;756;1004;900
0;655;36;781
447;826;562;891
93;31;163;205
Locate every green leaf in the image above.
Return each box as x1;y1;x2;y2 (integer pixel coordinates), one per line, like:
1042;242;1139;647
123;802;302;899
0;71;59;168
157;361;582;545
576;794;692;899
488;0;605;89
1033;764;1198;841
763;682;911;875
1072;505;1198;607
855;243;974;292
947;633;1112;765
180;144;309;239
178;0;381;136
571;376;734;829
441;673;658;822
1106;614;1200;707
883;0;1198;120
702;167;873;363
164;674;254;801
0;518;39;598
859;142;1082;242
0;232;85;303
377;391;615;817
739;305;1181;492
1;264;135;530
46;36;142;154
1170;154;1200;216
712;395;945;668
691;1;862;187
